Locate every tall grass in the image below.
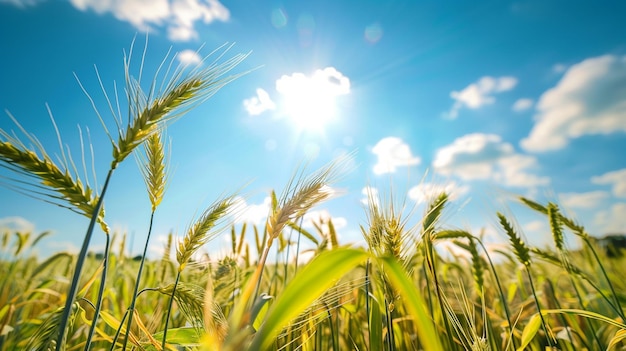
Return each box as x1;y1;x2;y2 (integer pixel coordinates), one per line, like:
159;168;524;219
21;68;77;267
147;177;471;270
1;42;626;351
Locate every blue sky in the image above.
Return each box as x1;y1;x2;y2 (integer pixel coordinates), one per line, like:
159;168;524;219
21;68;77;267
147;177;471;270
1;0;625;258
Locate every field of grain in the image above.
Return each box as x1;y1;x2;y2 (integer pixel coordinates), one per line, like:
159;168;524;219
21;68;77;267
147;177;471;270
1;44;625;351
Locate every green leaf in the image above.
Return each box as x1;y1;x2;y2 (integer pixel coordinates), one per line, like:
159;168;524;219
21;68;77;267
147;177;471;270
252;294;273;331
518;313;542;351
150;327;201;347
378;256;444;351
368;296;383;351
249;248;369;350
608;329;626;350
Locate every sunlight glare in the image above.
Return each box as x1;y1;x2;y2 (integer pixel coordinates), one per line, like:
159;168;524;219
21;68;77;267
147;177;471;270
276;67;350;132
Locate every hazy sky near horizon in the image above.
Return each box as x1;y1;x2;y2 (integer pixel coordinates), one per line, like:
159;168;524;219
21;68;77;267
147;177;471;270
1;0;625;258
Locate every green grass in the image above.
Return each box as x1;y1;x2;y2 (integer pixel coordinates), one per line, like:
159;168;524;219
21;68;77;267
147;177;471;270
1;42;626;351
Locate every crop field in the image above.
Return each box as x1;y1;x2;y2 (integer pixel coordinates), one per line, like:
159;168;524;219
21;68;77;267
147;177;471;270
1;44;625;351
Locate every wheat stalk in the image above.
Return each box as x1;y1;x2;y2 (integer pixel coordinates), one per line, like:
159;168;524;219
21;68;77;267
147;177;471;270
111;45;250;169
547;203;565;251
163;196;236;348
176;197;236;271
0;125;108;233
496;212;530;266
120;129;170;351
137;130;168;211
496;212;555;347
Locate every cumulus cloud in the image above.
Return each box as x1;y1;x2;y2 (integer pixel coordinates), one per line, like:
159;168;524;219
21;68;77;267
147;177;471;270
0;216;35;232
591;168;626;198
361;186;379;207
407;181;469;204
276;67;350;120
512;98;534;112
245;67;351;127
433;133;549;188
243;88;276;116
232;196;271;225
371;137;420;175
68;0;229;41
176;49;202;65
448;76;518;118
559;191;609;209
276;67;350;97
594;203;626;233
521;55;626;152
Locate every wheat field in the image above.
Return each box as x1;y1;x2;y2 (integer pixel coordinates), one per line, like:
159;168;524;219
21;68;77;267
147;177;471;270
0;43;625;351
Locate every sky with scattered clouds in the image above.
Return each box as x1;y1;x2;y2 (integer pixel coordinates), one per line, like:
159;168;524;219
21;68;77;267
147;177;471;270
1;0;625;258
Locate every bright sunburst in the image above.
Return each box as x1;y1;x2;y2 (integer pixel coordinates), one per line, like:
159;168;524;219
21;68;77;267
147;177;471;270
276;67;350;132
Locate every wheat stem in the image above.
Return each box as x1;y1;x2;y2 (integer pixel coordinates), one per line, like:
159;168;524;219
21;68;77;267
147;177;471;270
55;168;113;351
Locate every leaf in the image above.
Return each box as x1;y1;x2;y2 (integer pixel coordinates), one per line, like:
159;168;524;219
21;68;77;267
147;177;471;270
249;248;369;350
150;327;201;347
252;293;273;331
608;329;626;350
378;256;444;351
518;313;542;351
368;296;383;351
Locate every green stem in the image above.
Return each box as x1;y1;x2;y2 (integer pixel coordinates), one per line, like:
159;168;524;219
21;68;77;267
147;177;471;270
568;275;602;349
162;271;181;350
475;239;518;350
56;168;113;351
84;233;111;350
384;297;395;351
583;237;625;321
425;239;456;350
122;210;156;351
525;267;555;347
109;310;129;351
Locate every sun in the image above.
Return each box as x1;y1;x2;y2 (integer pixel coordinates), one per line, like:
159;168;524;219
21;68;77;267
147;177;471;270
276;68;350;133
281;87;336;132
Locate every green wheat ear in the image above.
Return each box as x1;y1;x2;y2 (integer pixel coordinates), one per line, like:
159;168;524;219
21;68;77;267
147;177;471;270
110;44;250;169
0;115;109;233
177;197;236;271
497;212;530;266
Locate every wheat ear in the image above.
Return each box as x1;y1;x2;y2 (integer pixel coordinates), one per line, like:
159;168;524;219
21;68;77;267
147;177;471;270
111;46;250;169
266;155;350;241
176;197;236;271
138;130;168;211
0;127;108;233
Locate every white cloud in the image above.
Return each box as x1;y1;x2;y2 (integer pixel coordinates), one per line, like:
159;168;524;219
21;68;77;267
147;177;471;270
243;88;276;116
276;67;350;97
591;168;626;198
524;220;546;233
448;76;518;118
371;137;421;175
272;67;350;128
176;49;202;65
512;98;534;112
521;55;626;152
559;191;609;209
408;181;469;204
68;0;229;41
594;203;626;233
231;196;271;225
361;186;379;207
0;216;35;233
433;133;549;188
